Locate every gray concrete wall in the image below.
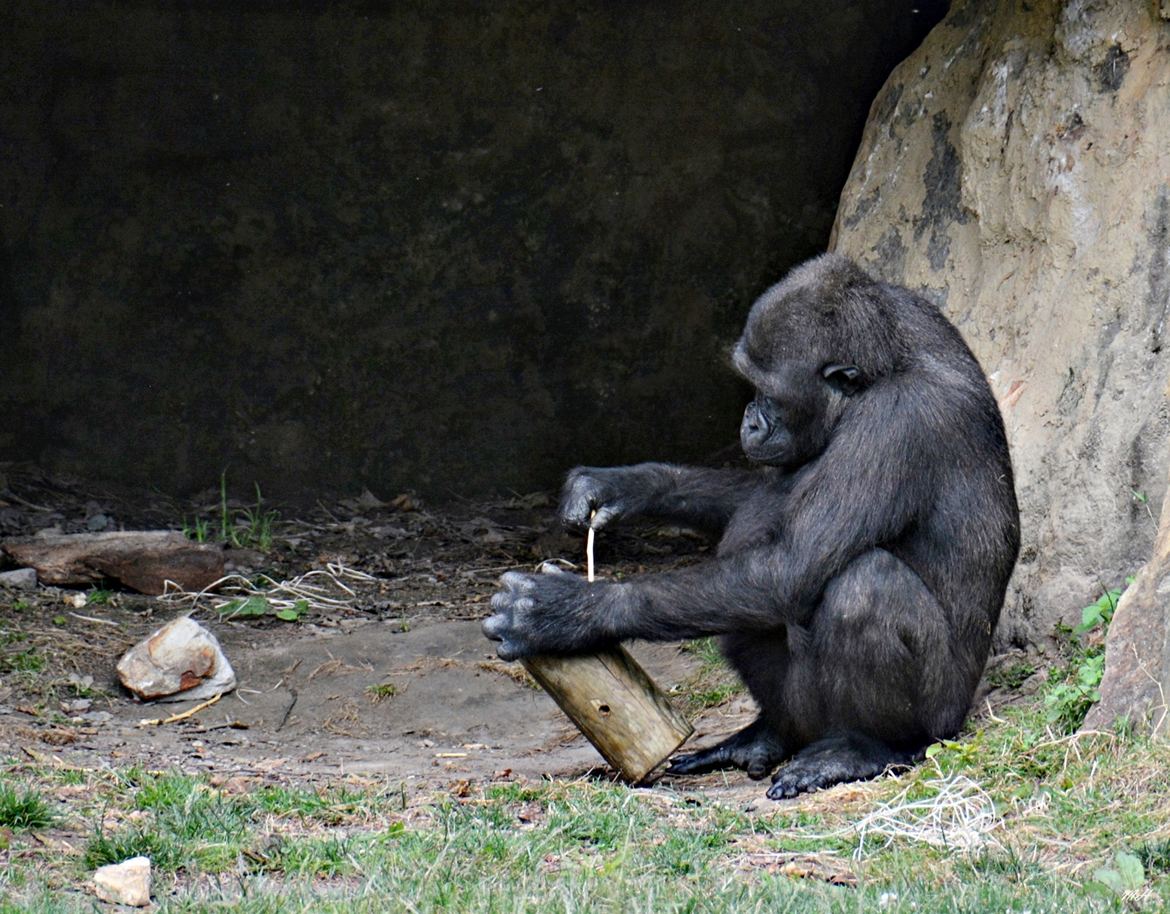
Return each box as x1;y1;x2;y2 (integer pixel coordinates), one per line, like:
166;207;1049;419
0;1;938;499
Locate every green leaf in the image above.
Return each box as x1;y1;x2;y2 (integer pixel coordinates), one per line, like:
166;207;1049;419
1115;851;1145;889
1092;868;1124;894
218;596;269;618
384;821;406;838
275;608;301;622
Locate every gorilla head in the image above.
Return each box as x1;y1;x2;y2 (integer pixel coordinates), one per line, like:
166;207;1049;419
731;257;895;468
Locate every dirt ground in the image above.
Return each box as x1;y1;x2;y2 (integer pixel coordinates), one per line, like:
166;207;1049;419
0;464;766;802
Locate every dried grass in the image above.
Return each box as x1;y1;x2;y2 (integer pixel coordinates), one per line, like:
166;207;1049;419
848;773;1002;859
160;562;377;617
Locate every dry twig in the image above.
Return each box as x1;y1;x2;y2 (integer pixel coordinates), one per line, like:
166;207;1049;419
137;692;222;728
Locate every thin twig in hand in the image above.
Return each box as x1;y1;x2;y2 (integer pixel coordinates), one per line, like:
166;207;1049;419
586;510;596;583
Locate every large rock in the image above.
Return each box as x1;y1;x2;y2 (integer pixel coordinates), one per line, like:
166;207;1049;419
831;1;1170;641
117;616;236;702
1085;467;1170;735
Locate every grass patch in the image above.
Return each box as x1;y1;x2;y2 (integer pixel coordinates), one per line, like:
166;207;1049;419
1043;583;1127;734
679;637;745;712
364;682;398;703
0;783;55;830
184;472;279;551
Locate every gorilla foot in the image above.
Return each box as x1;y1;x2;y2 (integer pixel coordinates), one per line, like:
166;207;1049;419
667;719;786;780
766;734;919;800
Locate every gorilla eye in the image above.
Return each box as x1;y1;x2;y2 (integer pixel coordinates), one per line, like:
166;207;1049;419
821;363;864;395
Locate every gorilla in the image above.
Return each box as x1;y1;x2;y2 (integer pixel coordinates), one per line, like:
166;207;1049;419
483;253;1020;799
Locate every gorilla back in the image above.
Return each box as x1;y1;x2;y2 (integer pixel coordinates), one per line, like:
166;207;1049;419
484;253;1020;799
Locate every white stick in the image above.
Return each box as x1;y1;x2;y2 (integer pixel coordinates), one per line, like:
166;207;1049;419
586;512;596;583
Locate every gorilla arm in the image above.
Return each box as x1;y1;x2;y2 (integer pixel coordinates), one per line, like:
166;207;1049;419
484;393;935;661
560;463;761;535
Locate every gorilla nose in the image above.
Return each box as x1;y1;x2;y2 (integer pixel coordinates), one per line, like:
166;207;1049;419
741;402;770;446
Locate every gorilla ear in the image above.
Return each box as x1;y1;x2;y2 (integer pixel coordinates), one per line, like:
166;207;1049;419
822;363;864;395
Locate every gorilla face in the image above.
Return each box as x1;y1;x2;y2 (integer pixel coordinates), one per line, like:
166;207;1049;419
732;272;870;469
733;346;865;469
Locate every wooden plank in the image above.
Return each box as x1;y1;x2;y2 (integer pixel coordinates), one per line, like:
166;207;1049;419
523;646;693;782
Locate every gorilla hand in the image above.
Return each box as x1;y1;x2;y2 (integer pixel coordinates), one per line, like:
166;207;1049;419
482;564;617;661
559;466;650;530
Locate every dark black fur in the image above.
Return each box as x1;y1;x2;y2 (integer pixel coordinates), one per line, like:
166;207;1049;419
483;254;1020;799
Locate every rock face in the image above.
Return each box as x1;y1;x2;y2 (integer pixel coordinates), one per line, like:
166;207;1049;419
117;617;236;702
1084;465;1170;734
831;1;1170;640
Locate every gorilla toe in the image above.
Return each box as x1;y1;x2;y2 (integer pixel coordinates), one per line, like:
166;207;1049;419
766;734;917;800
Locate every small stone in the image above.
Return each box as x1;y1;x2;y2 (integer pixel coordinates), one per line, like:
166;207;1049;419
86;513;110;532
116;616;236;702
0;568;37;589
92;855;151;907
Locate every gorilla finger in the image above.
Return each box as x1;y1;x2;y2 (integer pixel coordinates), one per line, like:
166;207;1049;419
496;639;524;662
539;562;569;577
558;495;593;529
481;614;509;642
666;748;725;776
765;780;797;801
746;759;773;781
498;571;535;592
489;591;512;611
590;505;621;529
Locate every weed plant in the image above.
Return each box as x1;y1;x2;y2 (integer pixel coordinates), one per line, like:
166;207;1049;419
183;472;278;551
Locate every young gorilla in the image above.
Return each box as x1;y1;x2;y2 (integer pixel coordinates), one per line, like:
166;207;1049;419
483;254;1020;799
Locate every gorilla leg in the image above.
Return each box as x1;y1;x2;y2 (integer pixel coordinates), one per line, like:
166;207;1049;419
771;550;961;798
668;629;791;780
667;716;786;780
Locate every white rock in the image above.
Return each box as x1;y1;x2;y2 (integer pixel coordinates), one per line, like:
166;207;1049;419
92;855;152;907
116;616;236;702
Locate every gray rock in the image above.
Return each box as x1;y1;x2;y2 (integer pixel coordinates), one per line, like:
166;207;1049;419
116;616;236;702
85;513;109;532
0;567;37;589
1085;471;1170;735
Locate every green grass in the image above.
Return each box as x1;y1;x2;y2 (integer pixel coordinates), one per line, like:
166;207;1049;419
184;472;279;551
2;688;1169;912
680;637;745;712
0;784;55;830
0;649;44;674
364;681;399;703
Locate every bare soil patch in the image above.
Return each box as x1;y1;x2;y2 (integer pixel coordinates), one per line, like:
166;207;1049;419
0;464;751;795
